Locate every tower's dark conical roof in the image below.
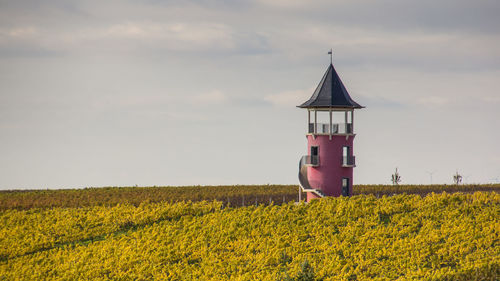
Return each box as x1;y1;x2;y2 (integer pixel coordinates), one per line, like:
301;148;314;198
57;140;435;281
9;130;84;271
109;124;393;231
298;64;363;108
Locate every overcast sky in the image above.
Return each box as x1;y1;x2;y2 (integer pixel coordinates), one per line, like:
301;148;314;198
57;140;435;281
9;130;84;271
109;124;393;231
1;0;499;189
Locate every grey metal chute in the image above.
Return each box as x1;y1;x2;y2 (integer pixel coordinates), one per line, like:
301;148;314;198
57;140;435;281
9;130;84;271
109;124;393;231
298;157;325;198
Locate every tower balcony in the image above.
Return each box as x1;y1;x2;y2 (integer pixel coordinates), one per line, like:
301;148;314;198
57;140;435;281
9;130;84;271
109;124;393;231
301;155;319;167
342;156;356;167
308;123;353;135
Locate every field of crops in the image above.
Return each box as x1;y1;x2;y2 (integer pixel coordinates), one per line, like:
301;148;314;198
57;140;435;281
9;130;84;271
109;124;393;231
353;184;500;197
1;184;499;210
1;192;498;280
0;185;300;210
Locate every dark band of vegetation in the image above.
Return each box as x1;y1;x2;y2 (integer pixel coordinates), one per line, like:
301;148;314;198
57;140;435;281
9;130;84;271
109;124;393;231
1;184;499;210
354;184;500;196
0;185;299;210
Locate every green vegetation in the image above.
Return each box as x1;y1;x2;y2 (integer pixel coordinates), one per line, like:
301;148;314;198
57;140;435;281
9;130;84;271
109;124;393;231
0;185;299;210
0;192;498;280
353;184;500;197
1;184;499;210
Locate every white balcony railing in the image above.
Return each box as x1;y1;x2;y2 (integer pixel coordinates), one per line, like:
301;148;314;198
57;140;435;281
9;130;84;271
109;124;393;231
308;123;353;134
342;156;356;167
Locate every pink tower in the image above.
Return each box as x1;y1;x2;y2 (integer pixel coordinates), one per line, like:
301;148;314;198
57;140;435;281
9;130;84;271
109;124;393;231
298;59;364;202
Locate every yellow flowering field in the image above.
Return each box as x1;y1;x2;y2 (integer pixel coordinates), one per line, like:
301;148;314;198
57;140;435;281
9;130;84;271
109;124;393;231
0;192;499;280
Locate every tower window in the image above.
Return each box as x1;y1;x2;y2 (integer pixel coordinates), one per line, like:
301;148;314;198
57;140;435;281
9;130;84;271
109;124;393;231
342;146;349;157
342;146;355;166
310;146;319;166
342;178;350;196
311;146;319;157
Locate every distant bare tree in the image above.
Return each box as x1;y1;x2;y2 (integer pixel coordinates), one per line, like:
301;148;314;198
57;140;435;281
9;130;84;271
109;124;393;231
391;168;401;185
453;171;463;185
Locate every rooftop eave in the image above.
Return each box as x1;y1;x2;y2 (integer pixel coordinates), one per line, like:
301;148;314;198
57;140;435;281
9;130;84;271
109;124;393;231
297;104;365;109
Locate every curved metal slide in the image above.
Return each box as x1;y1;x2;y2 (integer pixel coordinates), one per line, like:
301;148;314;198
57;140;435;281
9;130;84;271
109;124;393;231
298;157;324;198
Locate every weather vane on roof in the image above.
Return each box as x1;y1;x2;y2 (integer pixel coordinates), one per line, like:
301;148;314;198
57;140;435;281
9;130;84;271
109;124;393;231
328;48;333;64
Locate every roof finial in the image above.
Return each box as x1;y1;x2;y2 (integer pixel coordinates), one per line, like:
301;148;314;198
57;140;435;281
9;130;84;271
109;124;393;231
328;48;333;65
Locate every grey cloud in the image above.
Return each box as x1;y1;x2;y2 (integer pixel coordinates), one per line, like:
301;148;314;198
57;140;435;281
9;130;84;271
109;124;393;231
231;96;271;107
258;0;500;34
1;0;498;70
356;95;407;109
0;21;273;58
0;46;61;58
0;0;90;26
3;1;500;34
138;0;253;8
